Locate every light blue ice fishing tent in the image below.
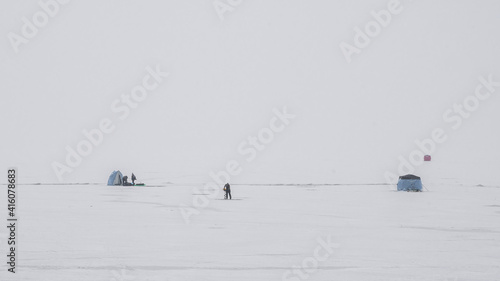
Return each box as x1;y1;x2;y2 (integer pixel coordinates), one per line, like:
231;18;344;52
397;174;423;191
107;171;123;186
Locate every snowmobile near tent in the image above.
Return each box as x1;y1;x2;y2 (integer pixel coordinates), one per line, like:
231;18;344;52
397;174;423;192
107;171;123;186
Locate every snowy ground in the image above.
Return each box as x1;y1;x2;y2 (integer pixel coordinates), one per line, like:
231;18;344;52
1;183;499;281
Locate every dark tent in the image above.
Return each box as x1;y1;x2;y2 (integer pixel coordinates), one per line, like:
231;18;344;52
399;174;421;180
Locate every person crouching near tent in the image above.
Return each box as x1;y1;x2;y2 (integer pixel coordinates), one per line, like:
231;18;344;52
223;183;231;200
122;175;133;186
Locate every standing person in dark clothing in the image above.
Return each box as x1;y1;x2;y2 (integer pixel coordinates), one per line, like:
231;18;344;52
131;173;137;185
223;183;231;200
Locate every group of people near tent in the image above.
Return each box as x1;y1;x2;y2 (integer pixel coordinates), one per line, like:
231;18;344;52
107;171;141;186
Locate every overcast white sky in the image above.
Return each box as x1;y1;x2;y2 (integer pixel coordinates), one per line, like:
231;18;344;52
1;0;499;185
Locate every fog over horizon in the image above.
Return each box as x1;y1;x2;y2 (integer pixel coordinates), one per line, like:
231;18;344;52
1;0;499;186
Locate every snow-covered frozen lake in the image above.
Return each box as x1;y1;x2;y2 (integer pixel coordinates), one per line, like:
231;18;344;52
1;183;499;281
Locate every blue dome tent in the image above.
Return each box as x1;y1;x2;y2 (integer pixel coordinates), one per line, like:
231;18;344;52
107;171;123;186
397;174;423;192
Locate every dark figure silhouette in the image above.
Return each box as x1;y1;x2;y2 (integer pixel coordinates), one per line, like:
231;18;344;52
223;183;231;200
131;173;137;185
